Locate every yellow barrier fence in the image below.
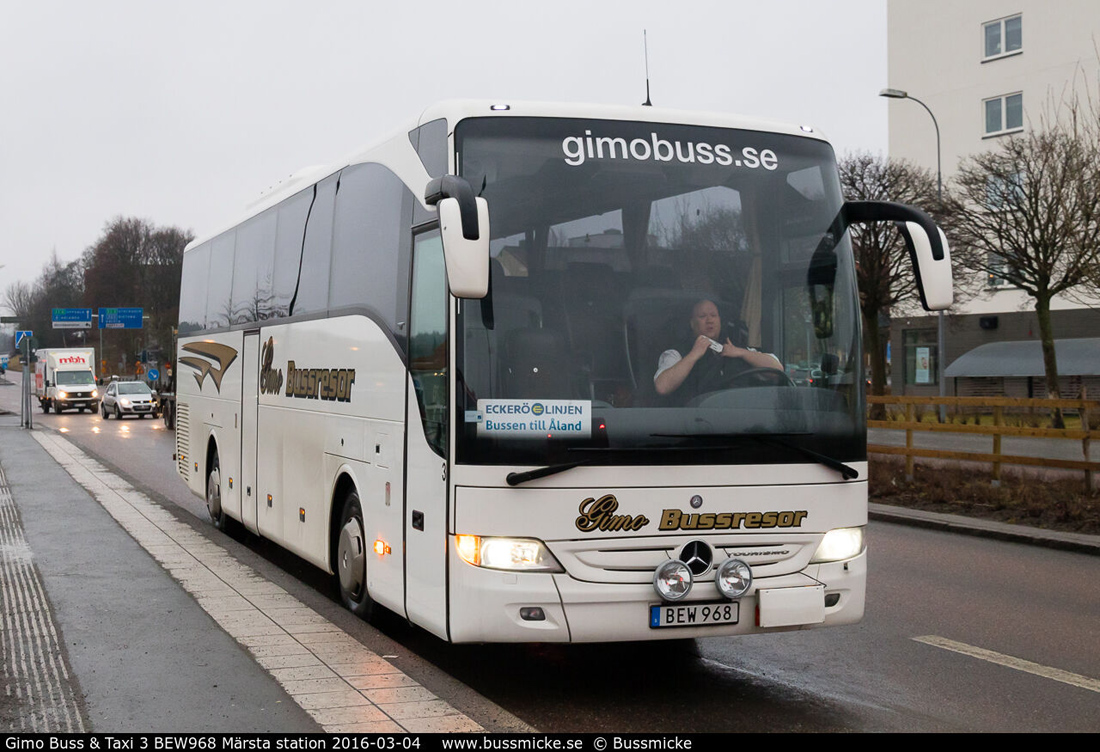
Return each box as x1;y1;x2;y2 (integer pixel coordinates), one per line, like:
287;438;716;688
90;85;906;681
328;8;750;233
867;394;1099;491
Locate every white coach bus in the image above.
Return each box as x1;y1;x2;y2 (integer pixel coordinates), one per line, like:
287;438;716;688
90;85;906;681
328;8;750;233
175;100;951;643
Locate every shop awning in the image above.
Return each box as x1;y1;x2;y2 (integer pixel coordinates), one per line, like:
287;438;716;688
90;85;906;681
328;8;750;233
945;338;1100;378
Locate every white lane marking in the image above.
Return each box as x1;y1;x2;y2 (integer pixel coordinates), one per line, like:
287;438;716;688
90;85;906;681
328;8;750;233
914;635;1100;693
32;431;486;733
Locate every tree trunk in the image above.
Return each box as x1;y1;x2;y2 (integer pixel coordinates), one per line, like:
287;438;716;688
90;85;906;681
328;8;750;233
863;310;888;420
1035;295;1064;428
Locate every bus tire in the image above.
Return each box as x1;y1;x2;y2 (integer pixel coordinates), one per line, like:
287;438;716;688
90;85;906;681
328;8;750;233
206;450;228;530
336;490;374;619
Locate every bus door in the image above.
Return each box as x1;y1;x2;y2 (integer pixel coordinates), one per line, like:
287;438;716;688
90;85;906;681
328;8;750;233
404;229;450;639
240;331;260;533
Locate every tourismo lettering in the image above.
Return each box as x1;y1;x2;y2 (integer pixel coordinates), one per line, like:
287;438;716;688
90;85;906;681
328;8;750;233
562;130;779;170
285;361;356;402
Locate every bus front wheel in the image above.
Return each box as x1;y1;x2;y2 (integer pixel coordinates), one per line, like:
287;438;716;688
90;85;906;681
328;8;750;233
336;490;374;619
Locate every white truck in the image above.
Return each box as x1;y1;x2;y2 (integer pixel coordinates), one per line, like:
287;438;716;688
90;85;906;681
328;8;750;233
35;348;99;414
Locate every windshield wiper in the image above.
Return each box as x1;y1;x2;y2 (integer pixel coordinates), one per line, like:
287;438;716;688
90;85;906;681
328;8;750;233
651;433;859;480
505;445;696;486
506;460;590;486
506;437;857;486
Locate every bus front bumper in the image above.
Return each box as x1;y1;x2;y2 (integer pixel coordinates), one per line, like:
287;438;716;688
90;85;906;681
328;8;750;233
447;548;865;643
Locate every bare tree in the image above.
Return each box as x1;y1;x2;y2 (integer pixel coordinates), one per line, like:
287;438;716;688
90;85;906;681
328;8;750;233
948;124;1100;426
838;153;943;413
82;217;193;371
3;280;35;321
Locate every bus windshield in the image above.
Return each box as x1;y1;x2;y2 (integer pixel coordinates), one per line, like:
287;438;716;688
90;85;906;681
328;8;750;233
455;117;863;468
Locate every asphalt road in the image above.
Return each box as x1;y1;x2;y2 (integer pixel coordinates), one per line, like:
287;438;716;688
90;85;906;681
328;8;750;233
3;371;1099;732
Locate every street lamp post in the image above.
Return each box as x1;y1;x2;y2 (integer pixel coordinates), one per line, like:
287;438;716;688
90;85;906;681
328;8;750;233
880;87;947;421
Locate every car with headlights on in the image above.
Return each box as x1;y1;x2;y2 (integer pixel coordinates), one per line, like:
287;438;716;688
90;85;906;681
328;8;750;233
101;380;159;419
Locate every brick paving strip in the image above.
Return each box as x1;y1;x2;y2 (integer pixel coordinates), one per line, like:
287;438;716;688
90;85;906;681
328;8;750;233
31;431;484;733
0;463;86;732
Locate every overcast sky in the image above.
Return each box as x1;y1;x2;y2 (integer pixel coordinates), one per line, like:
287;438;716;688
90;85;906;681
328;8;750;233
0;1;888;311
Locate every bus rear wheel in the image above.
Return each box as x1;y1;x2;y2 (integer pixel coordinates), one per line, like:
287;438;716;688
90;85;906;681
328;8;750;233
336;490;374;619
206;451;228;530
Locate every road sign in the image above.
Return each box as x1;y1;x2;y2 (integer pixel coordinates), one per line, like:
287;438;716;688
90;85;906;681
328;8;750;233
15;330;32;347
98;307;143;329
52;308;93;329
147;368;160;382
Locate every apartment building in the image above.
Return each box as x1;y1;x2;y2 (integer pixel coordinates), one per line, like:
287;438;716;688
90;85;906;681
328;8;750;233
884;0;1100;397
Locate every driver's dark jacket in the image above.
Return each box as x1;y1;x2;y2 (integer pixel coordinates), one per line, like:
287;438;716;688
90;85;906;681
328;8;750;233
665;339;754;407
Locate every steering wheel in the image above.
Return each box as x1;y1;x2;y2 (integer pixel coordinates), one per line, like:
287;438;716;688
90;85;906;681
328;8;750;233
724;367;795;388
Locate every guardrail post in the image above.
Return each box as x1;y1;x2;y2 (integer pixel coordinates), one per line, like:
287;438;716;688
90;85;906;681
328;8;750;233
992;406;1002;487
1083;386;1094;494
905;402;915;482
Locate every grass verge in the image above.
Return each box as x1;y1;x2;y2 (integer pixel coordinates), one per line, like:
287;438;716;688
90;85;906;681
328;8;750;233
869;459;1100;536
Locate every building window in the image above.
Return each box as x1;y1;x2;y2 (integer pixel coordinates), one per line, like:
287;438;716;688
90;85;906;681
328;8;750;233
985;171;1025;210
987;252;1011;288
984;93;1023;136
983;15;1022;60
903;330;938;386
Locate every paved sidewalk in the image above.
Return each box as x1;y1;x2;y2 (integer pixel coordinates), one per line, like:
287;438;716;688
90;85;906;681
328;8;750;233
0;414;322;732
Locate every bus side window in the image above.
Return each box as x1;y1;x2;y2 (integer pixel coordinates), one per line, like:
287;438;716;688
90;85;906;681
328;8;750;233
409;231;448;458
206;231;236;330
294;174;338;316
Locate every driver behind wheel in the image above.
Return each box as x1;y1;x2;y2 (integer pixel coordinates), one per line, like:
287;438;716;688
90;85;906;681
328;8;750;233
653;299;782;402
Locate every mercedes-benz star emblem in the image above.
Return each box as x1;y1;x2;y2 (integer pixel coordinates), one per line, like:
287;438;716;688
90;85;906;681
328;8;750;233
690;494;703;509
679;540;713;576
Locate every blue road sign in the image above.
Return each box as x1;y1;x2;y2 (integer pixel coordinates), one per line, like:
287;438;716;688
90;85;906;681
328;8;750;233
15;330;32;347
52;308;93;329
147;368;160;382
98;307;143;329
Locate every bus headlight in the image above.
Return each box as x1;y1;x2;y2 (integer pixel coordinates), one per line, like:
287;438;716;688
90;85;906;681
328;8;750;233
653;560;692;601
715;558;753;599
455;535;564;572
811;527;865;563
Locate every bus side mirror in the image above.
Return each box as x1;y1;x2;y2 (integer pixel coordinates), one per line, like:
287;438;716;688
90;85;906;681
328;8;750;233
845;200;953;311
425;176;490;299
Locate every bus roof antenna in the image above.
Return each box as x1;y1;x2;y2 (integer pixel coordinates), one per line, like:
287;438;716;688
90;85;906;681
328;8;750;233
642;30;653;106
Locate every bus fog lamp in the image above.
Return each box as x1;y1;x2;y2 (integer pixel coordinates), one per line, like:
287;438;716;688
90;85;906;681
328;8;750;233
811;527;865;563
653;560;692;601
715;558;753;599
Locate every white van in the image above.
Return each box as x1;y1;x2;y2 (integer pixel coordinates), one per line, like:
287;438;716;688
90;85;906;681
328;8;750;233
34;348;99;413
